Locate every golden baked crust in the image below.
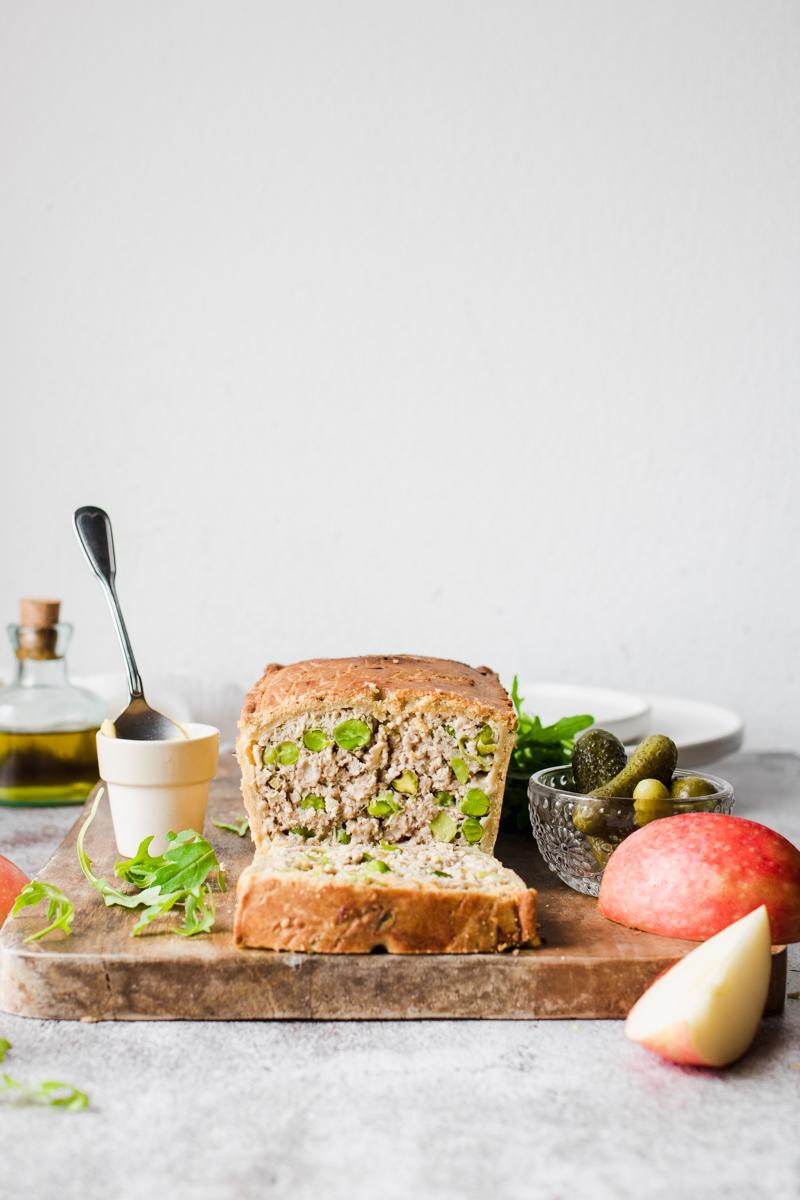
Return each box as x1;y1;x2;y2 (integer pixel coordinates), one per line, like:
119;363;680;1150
235;855;537;954
242;655;515;727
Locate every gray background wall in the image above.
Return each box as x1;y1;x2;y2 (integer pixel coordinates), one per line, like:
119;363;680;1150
1;1;797;746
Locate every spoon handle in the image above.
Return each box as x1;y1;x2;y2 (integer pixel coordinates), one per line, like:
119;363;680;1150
73;506;144;699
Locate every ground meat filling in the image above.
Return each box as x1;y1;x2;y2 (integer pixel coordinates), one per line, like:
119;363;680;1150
253;707;501;848
259;841;523;892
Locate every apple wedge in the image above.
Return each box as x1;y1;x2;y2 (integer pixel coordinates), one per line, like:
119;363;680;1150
625;905;772;1067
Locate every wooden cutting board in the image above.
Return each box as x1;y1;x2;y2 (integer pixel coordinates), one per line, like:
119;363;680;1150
0;766;787;1021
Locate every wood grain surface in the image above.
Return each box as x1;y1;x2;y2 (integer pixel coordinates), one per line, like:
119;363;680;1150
0;762;787;1021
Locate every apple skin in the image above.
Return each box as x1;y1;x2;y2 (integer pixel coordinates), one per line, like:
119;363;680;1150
598;812;800;943
625;905;772;1067
0;853;30;925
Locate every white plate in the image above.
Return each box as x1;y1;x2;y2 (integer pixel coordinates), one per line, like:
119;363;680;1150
7;670;741;766
515;682;651;744
641;694;744;767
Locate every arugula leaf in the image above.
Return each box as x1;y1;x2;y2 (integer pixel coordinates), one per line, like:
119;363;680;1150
130;891;184;937
148;838;223;896
509;676;593;774
113;836;158;888
11;881;75;944
510;674;526;720
503;675;594;830
212;816;250;837
177;889;216;936
77;788;225;938
0;1040;88;1110
77;793;153;908
113;831;222;895
0;1073;89;1111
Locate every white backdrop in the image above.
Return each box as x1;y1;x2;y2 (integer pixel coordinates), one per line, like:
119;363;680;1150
1;1;798;748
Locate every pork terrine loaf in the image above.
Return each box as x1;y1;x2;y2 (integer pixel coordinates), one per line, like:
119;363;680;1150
236;655;517;854
234;840;537;953
235;655;536;953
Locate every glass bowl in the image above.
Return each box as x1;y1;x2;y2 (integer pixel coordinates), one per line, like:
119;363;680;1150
528;766;735;897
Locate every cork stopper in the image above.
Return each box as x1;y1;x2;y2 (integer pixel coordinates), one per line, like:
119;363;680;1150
19;598;61;627
17;597;61;659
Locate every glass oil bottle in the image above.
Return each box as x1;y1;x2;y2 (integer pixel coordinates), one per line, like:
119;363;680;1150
0;598;106;804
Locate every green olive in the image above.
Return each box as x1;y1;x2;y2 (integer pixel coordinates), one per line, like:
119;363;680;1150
299;794;325;810
333;719;372;751
461;818;484;844
633;789;674;828
460;788;490;817
303;729;331;752
632;778;671;801
392;770;418;796
275;741;300;766
435;791;454;807
430;811;457;842
450;757;469;784
262;745;278;767
670;776;716;800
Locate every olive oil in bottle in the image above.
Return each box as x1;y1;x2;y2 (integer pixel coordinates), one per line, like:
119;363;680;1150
0;599;105;805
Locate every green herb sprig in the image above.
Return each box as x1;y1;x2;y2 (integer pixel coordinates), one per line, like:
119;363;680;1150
10;881;75;944
77;790;225;937
0;1074;89;1111
0;1041;88;1111
212;816;250;837
510;676;593;775
502;676;593;830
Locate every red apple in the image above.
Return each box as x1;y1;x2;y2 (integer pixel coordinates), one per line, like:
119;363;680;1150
0;853;30;925
598;812;800;943
625;905;772;1067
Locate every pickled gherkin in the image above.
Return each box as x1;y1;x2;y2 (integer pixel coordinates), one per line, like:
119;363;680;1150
571;728;627;842
588;735;677;800
570;731;679;845
572;729;627;794
584;832;624;869
572;799;609;836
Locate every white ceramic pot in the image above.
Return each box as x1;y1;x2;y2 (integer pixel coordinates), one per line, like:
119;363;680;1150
96;722;220;855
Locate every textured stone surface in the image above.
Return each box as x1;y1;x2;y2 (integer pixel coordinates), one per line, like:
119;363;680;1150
0;753;798;1200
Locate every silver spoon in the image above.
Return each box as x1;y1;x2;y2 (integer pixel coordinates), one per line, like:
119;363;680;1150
73;506;186;740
